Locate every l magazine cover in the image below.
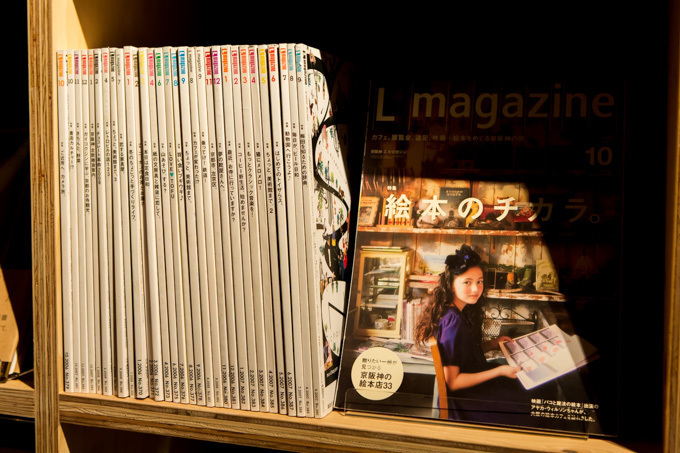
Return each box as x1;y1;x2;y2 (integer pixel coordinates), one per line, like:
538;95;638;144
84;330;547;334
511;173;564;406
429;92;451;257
336;79;623;435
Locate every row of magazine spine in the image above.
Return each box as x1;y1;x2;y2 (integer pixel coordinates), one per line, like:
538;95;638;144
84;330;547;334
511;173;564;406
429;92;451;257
56;44;340;417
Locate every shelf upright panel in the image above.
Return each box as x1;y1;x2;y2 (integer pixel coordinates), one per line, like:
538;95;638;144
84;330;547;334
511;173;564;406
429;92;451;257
29;0;88;450
666;1;680;451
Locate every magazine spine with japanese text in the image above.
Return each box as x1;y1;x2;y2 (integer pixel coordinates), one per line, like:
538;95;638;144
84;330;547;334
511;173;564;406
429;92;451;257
98;48;114;396
55;44;352;419
57;49;74;393
110;48;130;398
233;45;259;411
124;46;150;398
138;47;165;401
163;46;190;404
179;46;207;405
267;43;295;415
81;50;96;394
201;47;227;408
91;49;104;394
154;47;180;403
171;46;195;405
220;44;249;409
115;48;136;398
211;45;239;409
242;44;270;411
191;46;216;407
258;44;285;414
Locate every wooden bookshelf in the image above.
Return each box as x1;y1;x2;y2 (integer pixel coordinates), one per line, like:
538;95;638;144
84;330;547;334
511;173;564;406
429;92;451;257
27;0;671;451
57;393;630;452
0;378;34;419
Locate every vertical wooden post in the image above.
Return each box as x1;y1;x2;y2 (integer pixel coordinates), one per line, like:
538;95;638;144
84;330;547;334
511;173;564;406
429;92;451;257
666;1;680;452
28;0;63;450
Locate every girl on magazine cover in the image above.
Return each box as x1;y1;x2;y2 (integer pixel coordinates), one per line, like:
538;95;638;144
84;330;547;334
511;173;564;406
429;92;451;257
415;244;528;422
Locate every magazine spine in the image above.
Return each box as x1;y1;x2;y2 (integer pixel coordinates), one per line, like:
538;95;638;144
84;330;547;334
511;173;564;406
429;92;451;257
287;43;313;417
211;45;237;408
257;45;280;413
138;47;165;401
154;48;180;403
279;43;305;416
190;46;215;406
99;48;115;396
74;50;88;394
221;45;249;409
92;49;104;394
266;44;291;415
81;51;96;394
299;44;337;417
67;49;83;394
147;49;173;402
57;49;74;393
124;46;150;398
169;47;193;405
115;48;136;398
200;47;225;408
179;47;206;405
295;44;320;415
243;45;269;411
110;48;130;397
233;45;259;411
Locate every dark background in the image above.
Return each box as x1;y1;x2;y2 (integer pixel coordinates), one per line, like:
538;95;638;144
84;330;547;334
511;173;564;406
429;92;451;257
2;1;668;451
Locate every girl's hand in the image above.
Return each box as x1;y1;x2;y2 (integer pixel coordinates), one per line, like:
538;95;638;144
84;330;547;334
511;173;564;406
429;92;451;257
484;336;514;352
497;365;522;379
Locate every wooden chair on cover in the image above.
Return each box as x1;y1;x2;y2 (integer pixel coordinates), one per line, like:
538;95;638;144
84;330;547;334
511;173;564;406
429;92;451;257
428;337;448;419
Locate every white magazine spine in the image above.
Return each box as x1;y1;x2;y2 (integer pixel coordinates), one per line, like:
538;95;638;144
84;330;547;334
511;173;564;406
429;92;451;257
116;48;136;398
167;47;192;405
74;50;88;393
189;46;215;407
251;46;277;412
290;44;314;417
124;46;150;398
147;49;173;402
242;45;268;412
110;48;129;397
287;43;312;416
92;49;103;394
81;51;96;394
259;45;285;414
221;45;249;409
234;46;259;411
97;48;114;396
154;48;180;403
178;47;204;405
194;46;218;407
211;46;237;408
279;43;304;416
297;44;324;416
135;50;152;401
266;44;291;415
200;48;226;408
102;48;115;396
67;49;82;394
138;47;165;401
57;50;74;393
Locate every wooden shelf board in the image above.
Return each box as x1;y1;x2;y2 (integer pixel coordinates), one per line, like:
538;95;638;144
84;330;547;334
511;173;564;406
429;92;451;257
0;376;35;419
59;393;630;452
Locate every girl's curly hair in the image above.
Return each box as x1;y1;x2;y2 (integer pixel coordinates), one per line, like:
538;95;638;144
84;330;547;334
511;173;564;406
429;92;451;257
414;244;483;345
